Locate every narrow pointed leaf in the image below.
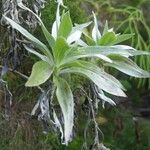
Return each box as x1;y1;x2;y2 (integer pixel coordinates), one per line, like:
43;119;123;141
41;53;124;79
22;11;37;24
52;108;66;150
78;45;150;57
84;31;95;45
60;60;126;97
105;55;150;78
98;90;116;106
92;12;101;42
103;20;109;35
111;34;134;45
25;61;53;87
4;16;54;64
58;11;73;38
54;76;74;145
67;30;82;44
67;21;92;44
52;3;61;40
52;21;57;40
61;49;113;65
54;37;70;64
97;32;117;46
74;22;92;31
23;45;50;63
17;2;55;49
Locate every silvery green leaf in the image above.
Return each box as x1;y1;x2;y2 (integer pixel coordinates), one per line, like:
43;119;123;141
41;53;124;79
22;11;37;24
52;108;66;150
52;21;57;40
25;61;53;87
58;11;73;38
60;60;126;97
60;49;113;65
4;16;53;63
105;55;150;78
17;1;55;49
92;12;101;42
54;76;74;145
103;20;109;35
78;45;150;58
111;34;134;45
23;45;51;64
97;31;117;46
53;37;70;65
67;22;91;44
52;3;61;39
83;31;96;46
67;30;82;44
75;39;88;47
74;22;92;31
97;90;116;106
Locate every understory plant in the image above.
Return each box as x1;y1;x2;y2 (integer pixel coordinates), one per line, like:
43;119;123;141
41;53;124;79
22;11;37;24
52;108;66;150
2;0;150;147
84;0;150;89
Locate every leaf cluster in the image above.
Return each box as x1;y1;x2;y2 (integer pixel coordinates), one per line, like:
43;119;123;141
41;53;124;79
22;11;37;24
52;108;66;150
3;0;150;145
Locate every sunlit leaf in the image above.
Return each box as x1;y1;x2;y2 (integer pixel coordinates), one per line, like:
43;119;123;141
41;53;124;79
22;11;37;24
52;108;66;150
92;12;101;42
4;16;54;64
97;89;116;106
67;30;82;44
111;34;134;45
23;45;51;63
105;55;150;78
78;45;150;57
58;11;73;38
103;20;109;35
52;3;61;40
60;47;113;65
25;61;53;86
60;60;126;97
67;22;92;44
97;32;117;46
17;2;55;49
54;76;74;145
84;31;95;45
54;37;70;65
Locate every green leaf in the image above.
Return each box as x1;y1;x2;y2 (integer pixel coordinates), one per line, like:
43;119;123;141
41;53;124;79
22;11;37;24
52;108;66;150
58;11;73;38
23;45;51;63
60;60;126;97
54;37;70;65
111;34;134;45
17;2;55;49
25;61;53;86
103;20;109;35
54;76;74;145
105;55;150;78
78;45;150;57
40;23;55;49
92;12;101;42
52;3;61;40
61;49;113;65
97;32;117;46
97;89;116;106
67;21;92;44
4;16;54;64
83;31;95;46
73;22;92;32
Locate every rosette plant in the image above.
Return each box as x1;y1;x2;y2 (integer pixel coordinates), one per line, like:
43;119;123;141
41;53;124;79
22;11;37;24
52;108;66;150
3;0;150;145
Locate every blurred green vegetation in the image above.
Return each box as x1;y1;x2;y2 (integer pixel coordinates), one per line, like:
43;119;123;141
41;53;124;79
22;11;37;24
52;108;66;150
0;0;150;149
